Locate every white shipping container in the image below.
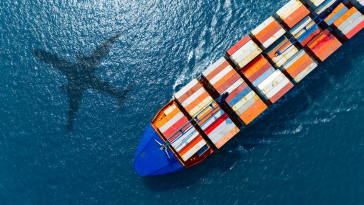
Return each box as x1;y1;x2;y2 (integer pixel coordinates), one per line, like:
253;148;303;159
336;11;362;31
202;57;226;77
260;73;286;95
266;78;290;99
226;79;245;94
273;44;300;67
189;96;214;117
341;15;364;35
231;91;256;111
175;79;198;100
261;29;286;50
257;70;282;90
208;119;237;144
275;0;298;17
231;40;256;60
209;65;234;85
235;97;260;115
237;49;262;69
251;17;275;36
280;1;302;20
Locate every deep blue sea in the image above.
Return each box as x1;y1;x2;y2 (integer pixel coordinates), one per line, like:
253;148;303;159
1;0;364;204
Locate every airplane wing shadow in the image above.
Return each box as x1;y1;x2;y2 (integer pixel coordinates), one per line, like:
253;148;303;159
32;32;134;130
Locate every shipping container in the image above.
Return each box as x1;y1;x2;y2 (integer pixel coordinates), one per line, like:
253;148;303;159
202;59;268;126
254;69;294;104
152;100;211;162
279;48;319;83
321;3;349;28
194;104;240;149
289;16;322;47
264;35;300;68
274;0;310;29
250;17;286;50
311;0;337;16
306;29;342;62
302;0;326;12
239;54;274;85
226;35;262;69
175;79;214;118
224;79;268;125
175;78;240;150
201;57;240;96
330;6;364;41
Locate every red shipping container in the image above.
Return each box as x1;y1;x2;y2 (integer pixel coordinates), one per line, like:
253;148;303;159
306;29;342;62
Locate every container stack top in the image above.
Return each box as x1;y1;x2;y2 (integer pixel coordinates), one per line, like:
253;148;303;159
152;100;208;162
306;29;342;62
250;16;287;50
279;48;319;83
330;6;364;41
322;3;348;28
175;79;214;118
224;78;268;125
240;54;274;86
194;102;240;149
202;57;241;95
226;35;262;69
264;35;300;68
274;0;310;29
289;16;322;47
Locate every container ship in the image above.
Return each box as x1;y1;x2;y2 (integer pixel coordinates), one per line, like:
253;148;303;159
133;0;364;176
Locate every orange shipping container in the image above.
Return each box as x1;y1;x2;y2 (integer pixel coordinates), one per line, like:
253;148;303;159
250;17;286;50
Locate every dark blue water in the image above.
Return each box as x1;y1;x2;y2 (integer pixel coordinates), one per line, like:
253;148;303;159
1;0;364;204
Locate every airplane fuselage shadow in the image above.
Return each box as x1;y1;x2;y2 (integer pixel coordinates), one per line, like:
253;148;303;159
142;31;364;191
32;32;135;130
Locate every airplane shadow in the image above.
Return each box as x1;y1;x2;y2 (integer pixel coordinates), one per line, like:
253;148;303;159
142;31;364;191
33;32;135;130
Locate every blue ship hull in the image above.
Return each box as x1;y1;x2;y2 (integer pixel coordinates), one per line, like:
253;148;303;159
133;123;186;176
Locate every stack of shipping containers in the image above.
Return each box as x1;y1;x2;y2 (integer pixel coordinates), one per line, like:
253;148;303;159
226;35;262;69
289;16;322;47
274;0;310;29
305;29;342;62
175;79;240;149
201;57;267;126
250;17;286;51
278;49;319;83
330;6;364;41
152;100;210;162
248;16;295;104
321;3;348;28
151;0;364;160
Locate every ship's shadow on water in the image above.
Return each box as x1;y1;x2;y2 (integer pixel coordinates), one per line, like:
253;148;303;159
143;31;364;191
33;32;135;130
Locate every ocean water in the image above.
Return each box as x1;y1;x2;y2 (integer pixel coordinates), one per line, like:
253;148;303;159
1;0;364;204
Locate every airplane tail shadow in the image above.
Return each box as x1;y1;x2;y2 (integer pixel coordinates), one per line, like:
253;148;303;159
118;82;136;110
